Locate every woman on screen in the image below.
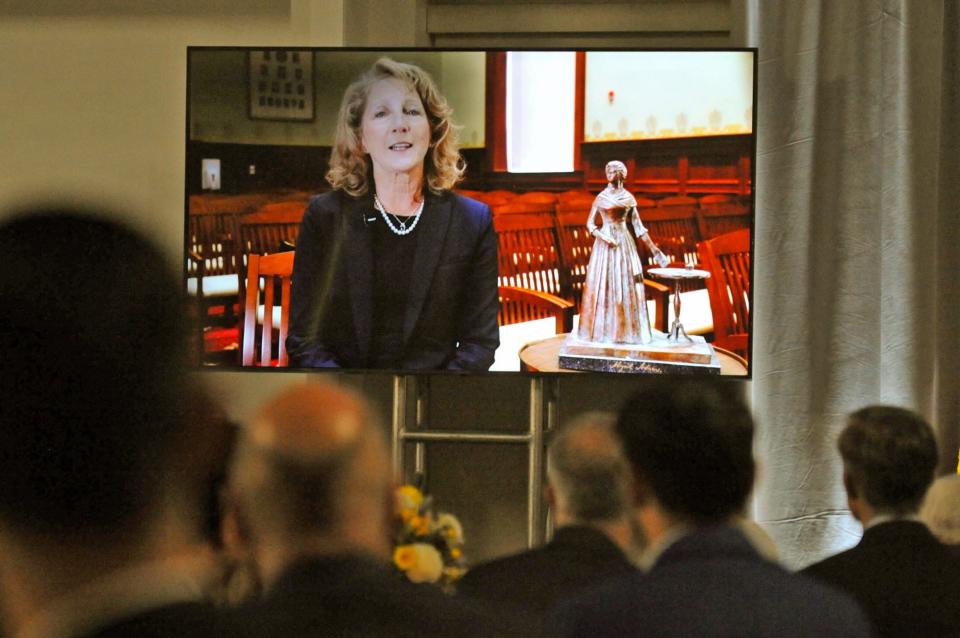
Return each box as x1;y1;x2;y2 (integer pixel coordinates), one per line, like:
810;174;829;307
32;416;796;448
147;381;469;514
577;160;669;344
286;58;499;370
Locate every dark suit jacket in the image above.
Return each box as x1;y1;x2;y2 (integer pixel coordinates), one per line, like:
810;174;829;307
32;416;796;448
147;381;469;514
551;525;873;637
224;554;533;638
81;602;223;638
286;190;499;371
802;520;960;637
457;525;635;620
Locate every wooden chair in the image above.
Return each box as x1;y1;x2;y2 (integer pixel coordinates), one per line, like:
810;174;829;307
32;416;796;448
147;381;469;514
185;209;244;362
698;228;751;359
491;199;555;220
498;285;574;333
556;189;594;203
237;204;304;263
241;251;295;367
638;205;702;268
554;192;597;219
697;194;734;205
634;195;658;209
657;195;699;207
514;191;558;206
494;213;573;331
697;196;752;240
473;190;517;206
187;209;240;278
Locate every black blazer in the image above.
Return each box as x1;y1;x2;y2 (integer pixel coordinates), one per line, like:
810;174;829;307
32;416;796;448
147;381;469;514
457;525;635;620
286;190;499;371
79;602;222;638
551;525;873;637
802;520;960;637
224;554;533;638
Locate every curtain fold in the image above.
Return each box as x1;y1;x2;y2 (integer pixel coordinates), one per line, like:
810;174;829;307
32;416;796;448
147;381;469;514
752;0;959;568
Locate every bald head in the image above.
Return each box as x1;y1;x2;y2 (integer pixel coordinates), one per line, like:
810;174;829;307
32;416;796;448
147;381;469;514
230;382;392;567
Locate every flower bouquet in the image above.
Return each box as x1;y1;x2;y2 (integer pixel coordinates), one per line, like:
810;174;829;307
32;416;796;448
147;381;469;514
393;484;466;590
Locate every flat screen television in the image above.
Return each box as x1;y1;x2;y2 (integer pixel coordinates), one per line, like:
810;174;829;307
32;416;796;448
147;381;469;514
184;47;756;377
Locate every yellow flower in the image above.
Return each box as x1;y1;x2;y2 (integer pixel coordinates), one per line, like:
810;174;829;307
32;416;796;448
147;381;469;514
404;543;444;584
436;512;464;544
393;544;416;571
410;515;431;536
396;485;423;521
450;547;462;559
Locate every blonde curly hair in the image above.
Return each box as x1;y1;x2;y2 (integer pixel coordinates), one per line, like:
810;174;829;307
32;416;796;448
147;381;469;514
325;57;465;196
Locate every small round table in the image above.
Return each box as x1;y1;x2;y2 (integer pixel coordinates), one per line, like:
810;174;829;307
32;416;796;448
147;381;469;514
646;267;712;343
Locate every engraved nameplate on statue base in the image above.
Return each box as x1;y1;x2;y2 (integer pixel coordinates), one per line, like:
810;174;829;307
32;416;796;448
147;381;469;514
558;333;721;375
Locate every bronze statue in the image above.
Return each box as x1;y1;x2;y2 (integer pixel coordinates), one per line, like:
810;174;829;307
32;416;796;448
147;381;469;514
577;161;669;344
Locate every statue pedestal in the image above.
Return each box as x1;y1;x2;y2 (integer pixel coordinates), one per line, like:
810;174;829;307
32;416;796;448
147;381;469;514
558;332;721;375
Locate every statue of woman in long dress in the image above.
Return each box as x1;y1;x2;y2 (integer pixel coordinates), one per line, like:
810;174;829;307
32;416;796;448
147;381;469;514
577;160;669;344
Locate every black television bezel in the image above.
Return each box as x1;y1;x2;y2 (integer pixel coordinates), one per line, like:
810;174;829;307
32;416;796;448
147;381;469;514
184;45;758;379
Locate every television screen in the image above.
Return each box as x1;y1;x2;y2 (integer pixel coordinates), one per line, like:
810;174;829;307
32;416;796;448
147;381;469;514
185;47;756;376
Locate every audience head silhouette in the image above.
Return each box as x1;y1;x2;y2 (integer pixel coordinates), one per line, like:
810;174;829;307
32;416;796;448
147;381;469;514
800;406;958;637
616;377;754;525
456;411;637;621
546;411;632;526
0;206;223;637
0;208;189;539
229;382;392;588
921;474;960;545
839;405;938;521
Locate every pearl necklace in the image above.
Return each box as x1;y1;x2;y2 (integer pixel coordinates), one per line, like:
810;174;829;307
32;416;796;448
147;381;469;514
374;194;425;236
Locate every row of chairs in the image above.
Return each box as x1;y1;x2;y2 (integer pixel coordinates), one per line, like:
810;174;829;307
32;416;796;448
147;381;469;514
468;190;750;267
190;190;749;365
187;199;306;364
238;227;750;368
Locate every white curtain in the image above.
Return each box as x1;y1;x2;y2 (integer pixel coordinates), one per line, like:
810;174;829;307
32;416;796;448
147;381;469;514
751;0;960;569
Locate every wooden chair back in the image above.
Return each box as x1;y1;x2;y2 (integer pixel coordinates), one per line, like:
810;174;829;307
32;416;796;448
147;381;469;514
491;199;555;219
472;190;517;206
187;209;239;278
698;228;751;359
554;209;595;308
242;251;295;367
494;213;574;328
554;192;597;217
697;197;752;240
189;193;271;215
237;205;304;258
498;285;574;333
514;191;558;206
638;206;701;267
698;194;734;205
657;195;699;207
634;195;658;209
556;189;593;203
494;213;568;295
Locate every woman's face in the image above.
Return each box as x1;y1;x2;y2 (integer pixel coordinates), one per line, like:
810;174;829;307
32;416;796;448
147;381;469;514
606;164;626;183
360;77;432;183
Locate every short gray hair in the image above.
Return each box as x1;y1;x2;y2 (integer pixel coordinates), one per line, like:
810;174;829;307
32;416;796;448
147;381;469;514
547;412;631;522
920;475;960;545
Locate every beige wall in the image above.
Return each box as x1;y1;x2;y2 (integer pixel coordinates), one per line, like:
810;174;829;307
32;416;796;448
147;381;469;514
0;2;343;261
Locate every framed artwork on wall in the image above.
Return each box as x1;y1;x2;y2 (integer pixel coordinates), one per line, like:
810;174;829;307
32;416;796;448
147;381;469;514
248;50;315;121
